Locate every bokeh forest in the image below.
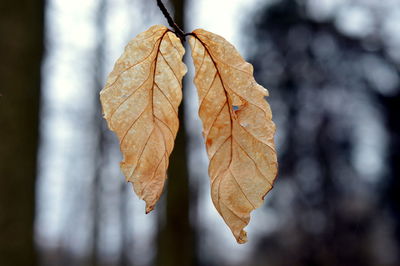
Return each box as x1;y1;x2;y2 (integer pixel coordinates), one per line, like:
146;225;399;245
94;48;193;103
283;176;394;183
1;0;400;265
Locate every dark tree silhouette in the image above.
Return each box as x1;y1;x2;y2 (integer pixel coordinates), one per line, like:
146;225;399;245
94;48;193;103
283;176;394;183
156;1;197;266
0;1;44;265
377;91;400;246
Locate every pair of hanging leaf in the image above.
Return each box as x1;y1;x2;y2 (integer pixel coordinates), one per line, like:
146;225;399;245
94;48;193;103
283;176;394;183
100;25;277;244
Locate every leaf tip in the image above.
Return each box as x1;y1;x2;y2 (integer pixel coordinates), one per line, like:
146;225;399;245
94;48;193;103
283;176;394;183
236;230;248;244
145;204;155;214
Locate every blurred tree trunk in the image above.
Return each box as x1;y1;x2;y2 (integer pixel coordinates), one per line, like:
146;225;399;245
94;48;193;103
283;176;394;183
0;1;44;265
156;0;196;265
377;92;400;247
89;0;107;265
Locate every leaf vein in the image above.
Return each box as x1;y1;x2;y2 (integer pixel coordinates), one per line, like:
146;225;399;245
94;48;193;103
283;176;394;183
109;65;153;125
126;125;155;182
103;34;162;92
232;136;273;186
220;201;248;225
228;168;256;209
154;82;178;117
198;71;218;112
159;51;181;87
204;101;227;140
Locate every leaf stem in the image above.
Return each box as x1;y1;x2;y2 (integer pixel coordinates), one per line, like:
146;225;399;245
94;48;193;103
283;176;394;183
156;0;186;41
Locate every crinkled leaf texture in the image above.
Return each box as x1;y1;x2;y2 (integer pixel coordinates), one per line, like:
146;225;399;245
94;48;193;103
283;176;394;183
100;25;186;213
189;29;278;244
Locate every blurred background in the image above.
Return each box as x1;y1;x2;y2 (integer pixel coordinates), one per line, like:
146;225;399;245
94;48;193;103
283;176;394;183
1;0;400;265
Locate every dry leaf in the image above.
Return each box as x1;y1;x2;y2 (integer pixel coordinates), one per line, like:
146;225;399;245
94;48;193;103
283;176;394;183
189;29;278;243
100;25;186;213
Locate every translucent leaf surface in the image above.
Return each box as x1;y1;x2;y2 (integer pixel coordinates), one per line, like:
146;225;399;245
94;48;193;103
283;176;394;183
100;25;186;213
189;29;278;243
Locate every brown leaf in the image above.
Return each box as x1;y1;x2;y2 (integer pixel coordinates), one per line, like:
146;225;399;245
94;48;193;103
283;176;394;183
100;25;186;213
189;29;278;243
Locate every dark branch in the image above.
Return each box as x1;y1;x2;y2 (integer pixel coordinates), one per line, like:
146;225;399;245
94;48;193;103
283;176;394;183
156;0;186;41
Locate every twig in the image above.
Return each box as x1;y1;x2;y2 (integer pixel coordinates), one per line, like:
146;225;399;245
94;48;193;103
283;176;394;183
156;0;186;41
